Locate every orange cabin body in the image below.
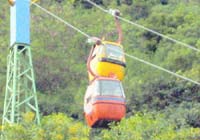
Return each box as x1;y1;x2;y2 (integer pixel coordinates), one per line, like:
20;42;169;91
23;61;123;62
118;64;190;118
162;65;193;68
84;77;126;127
85;96;126;127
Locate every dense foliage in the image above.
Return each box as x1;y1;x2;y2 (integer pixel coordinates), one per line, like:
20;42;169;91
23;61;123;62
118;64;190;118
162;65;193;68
0;0;200;139
2;113;89;140
99;113;200;140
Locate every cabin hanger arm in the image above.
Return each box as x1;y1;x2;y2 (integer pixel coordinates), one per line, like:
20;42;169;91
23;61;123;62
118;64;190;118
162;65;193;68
109;9;123;44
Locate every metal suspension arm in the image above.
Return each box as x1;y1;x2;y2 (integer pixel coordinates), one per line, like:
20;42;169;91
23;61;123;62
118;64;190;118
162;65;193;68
109;9;123;44
115;12;123;44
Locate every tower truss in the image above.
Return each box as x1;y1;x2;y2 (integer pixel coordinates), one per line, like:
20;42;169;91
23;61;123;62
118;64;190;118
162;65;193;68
2;44;40;125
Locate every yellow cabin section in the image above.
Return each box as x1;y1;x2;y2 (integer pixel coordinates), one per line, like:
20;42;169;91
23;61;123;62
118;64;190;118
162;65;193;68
87;41;126;81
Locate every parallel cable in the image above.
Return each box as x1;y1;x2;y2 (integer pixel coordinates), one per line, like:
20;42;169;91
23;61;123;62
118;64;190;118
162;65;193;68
32;3;90;38
124;53;200;85
86;0;200;53
32;3;200;86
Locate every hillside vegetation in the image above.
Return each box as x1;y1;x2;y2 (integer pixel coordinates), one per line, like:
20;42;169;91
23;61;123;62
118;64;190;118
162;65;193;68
0;0;200;139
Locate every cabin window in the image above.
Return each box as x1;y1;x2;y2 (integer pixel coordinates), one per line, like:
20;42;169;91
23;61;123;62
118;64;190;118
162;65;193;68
98;45;106;56
98;80;125;97
94;80;100;96
104;44;124;60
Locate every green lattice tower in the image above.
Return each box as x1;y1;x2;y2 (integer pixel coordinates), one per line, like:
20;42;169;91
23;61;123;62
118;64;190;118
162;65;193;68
2;44;40;124
2;0;40;125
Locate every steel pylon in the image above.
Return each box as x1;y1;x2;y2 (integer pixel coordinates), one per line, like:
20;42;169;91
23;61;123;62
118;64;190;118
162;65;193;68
2;44;40;125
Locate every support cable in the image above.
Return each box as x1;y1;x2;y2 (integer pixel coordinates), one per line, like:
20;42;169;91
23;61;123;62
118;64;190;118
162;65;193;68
32;3;90;38
124;52;200;86
86;0;200;53
32;3;200;86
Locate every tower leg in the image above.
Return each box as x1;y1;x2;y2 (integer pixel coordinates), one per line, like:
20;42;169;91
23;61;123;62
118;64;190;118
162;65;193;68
2;44;40;125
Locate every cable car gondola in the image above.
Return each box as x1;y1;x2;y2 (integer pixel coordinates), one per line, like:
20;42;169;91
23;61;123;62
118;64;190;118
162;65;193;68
84;77;126;128
87;9;126;82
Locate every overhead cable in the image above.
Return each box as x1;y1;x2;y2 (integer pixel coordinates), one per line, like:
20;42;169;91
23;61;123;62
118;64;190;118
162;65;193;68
32;3;200;86
124;52;200;86
32;3;90;38
86;0;200;53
